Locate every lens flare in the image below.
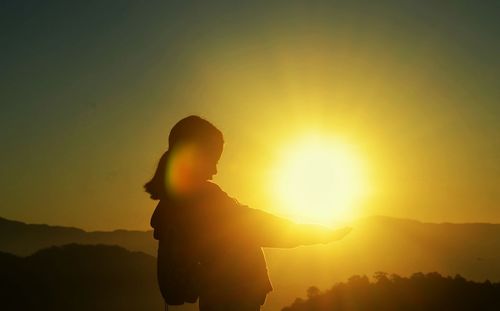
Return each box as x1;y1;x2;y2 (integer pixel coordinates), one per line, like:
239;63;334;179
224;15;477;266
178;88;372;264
166;143;202;196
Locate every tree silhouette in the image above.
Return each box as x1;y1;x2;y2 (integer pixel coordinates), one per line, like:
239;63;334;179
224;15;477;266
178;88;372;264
282;272;500;311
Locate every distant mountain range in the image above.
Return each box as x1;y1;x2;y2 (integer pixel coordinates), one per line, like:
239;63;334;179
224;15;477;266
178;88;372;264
1;215;499;311
0;217;156;256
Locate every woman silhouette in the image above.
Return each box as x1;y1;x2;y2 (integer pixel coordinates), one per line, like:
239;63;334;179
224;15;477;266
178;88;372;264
145;115;351;311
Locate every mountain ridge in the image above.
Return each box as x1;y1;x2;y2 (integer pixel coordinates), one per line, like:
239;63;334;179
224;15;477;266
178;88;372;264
0;216;156;256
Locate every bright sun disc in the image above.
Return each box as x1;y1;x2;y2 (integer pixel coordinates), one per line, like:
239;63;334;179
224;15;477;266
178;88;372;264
271;135;367;225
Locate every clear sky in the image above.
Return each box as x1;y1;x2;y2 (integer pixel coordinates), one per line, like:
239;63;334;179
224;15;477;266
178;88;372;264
1;0;499;230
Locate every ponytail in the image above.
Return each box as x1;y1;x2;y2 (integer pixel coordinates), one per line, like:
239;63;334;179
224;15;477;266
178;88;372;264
144;150;170;200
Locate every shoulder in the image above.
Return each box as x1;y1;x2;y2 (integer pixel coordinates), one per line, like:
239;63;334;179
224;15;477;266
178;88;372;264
200;181;223;193
197;181;245;210
199;181;229;200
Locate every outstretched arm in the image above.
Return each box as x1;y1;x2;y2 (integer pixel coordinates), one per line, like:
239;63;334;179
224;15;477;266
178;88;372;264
290;223;352;247
206;183;352;248
229;203;352;248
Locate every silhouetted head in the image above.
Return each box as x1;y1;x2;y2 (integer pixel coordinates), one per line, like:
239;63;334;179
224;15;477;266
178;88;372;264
144;115;224;199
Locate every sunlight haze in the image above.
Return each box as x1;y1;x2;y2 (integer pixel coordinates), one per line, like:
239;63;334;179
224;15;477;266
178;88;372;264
0;1;498;230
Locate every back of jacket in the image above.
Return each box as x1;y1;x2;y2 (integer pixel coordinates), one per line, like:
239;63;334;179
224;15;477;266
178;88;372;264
151;181;273;305
151;193;202;305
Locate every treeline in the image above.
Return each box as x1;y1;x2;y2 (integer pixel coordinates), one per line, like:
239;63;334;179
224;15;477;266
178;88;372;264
282;272;500;311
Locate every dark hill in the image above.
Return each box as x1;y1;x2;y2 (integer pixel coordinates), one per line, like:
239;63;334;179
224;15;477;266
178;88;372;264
0;244;166;311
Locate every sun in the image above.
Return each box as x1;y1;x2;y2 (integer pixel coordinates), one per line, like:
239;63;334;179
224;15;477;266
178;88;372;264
270;134;367;226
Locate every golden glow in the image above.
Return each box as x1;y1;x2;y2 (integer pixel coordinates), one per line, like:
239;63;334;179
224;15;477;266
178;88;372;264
271;134;368;225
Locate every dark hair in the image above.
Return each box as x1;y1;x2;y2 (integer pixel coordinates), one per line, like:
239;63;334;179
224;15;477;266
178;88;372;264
144;115;224;200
